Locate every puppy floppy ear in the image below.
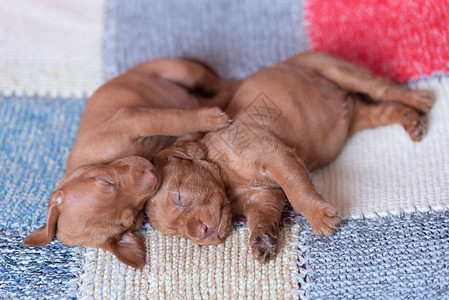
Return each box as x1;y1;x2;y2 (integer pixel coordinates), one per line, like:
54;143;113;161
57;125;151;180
103;231;146;269
22;190;63;247
154;141;207;166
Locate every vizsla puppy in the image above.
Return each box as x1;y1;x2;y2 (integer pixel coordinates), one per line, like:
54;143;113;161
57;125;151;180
22;58;237;268
147;52;435;263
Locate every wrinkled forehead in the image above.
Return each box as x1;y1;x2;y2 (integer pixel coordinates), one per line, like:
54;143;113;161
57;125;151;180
61;176;107;204
60;192;117;226
110;156;154;170
62;159;140;182
159;162;214;200
59;165;106;188
166;158;219;184
58;176;120;224
153;164;226;215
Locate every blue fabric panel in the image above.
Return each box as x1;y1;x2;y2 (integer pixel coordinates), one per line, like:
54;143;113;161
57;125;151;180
0;96;85;229
0;227;83;299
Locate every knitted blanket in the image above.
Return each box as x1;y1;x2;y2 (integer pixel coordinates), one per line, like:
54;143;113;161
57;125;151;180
1;0;448;298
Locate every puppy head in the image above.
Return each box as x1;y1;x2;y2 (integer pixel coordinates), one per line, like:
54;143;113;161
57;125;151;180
147;141;232;245
22;156;159;269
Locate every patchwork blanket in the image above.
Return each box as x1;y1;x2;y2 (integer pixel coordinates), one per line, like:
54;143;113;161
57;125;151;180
0;0;448;298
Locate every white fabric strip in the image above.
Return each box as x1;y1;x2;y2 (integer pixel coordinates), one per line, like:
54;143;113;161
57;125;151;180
0;0;104;98
312;76;449;219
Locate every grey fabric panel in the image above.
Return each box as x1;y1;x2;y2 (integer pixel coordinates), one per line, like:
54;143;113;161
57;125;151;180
103;0;309;80
302;210;449;299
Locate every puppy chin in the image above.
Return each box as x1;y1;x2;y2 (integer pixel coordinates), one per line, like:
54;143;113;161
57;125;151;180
217;206;232;240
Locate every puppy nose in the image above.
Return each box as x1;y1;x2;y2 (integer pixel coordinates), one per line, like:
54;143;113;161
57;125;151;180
198;222;210;240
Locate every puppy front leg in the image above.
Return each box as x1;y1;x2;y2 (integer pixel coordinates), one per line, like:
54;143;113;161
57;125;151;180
242;188;285;263
261;144;339;236
110;106;230;138
292;52;434;113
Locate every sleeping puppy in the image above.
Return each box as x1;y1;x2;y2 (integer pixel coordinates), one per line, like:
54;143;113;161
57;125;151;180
22;58;238;268
147;52;435;263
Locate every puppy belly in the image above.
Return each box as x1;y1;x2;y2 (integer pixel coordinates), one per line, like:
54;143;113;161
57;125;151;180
294;92;354;170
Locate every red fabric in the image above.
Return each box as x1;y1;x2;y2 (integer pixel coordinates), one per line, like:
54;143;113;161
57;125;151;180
305;0;449;82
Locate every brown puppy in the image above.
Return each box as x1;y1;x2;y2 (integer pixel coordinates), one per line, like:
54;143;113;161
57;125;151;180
147;52;435;263
22;58;238;268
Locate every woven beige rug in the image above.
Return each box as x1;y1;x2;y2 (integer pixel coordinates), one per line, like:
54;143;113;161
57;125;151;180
78;225;301;299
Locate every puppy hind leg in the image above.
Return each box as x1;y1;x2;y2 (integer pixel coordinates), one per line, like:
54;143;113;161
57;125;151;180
349;98;427;142
197;80;242;110
132;58;221;96
291;52;435;113
243;188;285;263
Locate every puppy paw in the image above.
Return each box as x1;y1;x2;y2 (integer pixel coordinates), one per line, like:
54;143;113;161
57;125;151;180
402;109;427;142
250;222;279;263
309;202;339;237
199;107;231;131
405;89;435;114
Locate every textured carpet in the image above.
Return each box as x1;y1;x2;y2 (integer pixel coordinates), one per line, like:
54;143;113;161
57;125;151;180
0;0;104;97
103;0;309;80
0;227;84;299
0;97;85;229
305;0;449;82
1;0;449;299
311;76;449;219
0;96;86;298
302;210;449;299
79;225;301;299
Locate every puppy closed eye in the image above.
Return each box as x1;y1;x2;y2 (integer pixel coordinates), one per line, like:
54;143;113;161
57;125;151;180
175;189;187;210
96;177;116;191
